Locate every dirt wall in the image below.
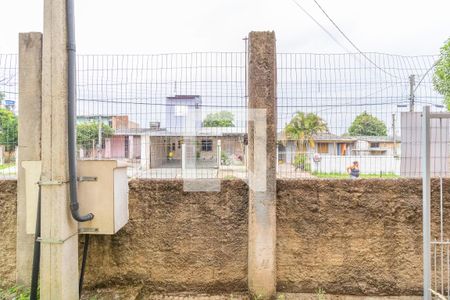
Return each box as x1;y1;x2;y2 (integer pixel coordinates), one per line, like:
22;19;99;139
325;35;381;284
82;180;249;293
0;181;17;287
1;178;449;295
277;179;450;295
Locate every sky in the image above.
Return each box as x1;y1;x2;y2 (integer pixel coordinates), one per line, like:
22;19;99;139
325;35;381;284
0;0;448;55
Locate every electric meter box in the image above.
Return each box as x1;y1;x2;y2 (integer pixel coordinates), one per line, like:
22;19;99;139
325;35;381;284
77;160;129;234
22;160;129;235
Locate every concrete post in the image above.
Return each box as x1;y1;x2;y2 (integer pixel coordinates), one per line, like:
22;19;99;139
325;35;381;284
41;0;79;298
17;32;43;286
247;31;277;298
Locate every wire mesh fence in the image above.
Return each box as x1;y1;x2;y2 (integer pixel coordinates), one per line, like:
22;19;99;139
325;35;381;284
0;54;18;179
277;52;444;179
0;51;446;180
76;53;247;179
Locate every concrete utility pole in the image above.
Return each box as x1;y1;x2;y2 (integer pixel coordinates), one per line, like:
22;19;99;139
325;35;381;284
17;32;43;286
409;74;416;112
392;113;397;157
40;0;79;298
247;31;277;298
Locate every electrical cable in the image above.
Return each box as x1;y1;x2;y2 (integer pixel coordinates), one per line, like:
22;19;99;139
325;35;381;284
289;0;352;53
30;185;41;300
309;0;401;79
79;234;90;299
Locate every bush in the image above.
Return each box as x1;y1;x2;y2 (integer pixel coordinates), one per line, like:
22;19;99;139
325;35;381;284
221;152;231;165
293;153;311;172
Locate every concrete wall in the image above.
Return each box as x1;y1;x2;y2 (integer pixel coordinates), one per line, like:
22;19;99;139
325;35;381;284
2;179;450;296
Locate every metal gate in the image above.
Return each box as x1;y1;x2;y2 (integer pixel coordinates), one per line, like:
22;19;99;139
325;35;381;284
422;106;450;300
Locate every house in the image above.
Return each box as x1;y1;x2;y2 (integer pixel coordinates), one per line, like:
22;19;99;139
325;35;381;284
352;136;400;157
278;133;357;164
77;115;141;160
131;95;247;169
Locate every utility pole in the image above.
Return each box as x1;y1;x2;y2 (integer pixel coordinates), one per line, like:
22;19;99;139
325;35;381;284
98;116;102;158
392;113;397;157
409;74;416;112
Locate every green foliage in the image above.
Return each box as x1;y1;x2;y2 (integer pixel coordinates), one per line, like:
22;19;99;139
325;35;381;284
0;285;34;300
316;288;326;300
294;153;311;172
433;38;450;110
348;111;387;136
284;112;328;152
221;151;231;165
77;121;114;149
0;107;18;152
312;172;399;179
203;111;235;127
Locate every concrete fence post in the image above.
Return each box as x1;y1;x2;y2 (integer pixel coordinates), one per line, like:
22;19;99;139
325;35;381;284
16;32;43;286
247;31;277;298
40;0;79;298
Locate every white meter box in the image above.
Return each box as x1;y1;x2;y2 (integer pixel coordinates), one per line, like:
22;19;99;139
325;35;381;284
78;160;129;235
22;160;129;235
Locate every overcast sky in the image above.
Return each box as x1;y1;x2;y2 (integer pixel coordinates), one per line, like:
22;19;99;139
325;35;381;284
0;0;448;55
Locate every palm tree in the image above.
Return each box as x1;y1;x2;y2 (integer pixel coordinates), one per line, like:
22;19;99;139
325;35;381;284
283;112;328;170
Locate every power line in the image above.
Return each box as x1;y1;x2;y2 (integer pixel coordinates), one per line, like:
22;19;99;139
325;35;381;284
310;0;401;80
413;60;439;93
289;0;352;53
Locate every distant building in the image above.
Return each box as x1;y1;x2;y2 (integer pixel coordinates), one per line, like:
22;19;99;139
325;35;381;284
77;115;141;160
165;95;202;132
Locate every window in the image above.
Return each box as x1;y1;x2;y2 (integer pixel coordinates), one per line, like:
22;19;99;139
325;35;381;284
370;142;380;148
317;143;329;154
175;105;188;117
201;139;213;152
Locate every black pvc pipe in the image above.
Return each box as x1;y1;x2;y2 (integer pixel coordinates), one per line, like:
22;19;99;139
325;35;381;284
30;185;41;300
66;0;93;222
79;234;90;298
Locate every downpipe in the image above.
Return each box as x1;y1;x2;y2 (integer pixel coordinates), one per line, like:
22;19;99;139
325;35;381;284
67;0;94;223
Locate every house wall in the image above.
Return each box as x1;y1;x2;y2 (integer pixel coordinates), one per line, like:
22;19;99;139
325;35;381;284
221;137;245;164
149;136;169;168
132;136;141;159
110;136;126;158
165;97;202;132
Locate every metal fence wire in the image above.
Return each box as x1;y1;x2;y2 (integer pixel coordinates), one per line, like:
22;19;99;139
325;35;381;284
0;51;445;179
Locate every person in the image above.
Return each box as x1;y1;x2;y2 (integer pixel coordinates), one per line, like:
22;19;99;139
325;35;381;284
347;161;360;179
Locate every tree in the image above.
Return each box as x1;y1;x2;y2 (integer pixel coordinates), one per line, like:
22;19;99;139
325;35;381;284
77;121;114;149
433;38;450;110
348;112;387;136
0;107;18;152
203;111;235;127
283;112;328;153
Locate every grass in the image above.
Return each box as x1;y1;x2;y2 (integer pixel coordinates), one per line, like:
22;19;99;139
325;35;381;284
0;163;14;170
312;172;399;179
0;285;33;300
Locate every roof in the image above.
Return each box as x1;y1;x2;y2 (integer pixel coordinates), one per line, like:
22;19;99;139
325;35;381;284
115;126;246;137
353;135;401;142
278;132;356;142
166;95;201;100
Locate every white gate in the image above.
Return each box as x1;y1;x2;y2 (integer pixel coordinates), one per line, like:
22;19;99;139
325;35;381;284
422;106;450;300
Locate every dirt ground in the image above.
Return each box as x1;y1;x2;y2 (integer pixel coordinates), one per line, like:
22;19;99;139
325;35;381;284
80;288;422;300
